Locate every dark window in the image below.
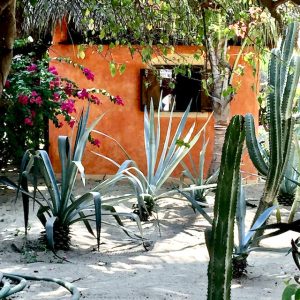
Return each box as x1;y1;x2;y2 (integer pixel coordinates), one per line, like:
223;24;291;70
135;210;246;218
140;66;212;112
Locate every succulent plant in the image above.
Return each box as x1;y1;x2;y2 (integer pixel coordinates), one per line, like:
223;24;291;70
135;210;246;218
206;115;245;300
245;22;300;223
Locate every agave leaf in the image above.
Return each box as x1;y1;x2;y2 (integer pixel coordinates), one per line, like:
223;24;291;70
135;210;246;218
20;175;29;235
93;192;102;250
244;206;277;246
37;206;50;227
236;178;246;248
155;124;202;189
92;129;132;160
73;110;106;162
178;189;212;224
63;192;97;223
180;162;196;183
45;216;57;250
36;150;60;215
58;136;70;195
155;101;174;178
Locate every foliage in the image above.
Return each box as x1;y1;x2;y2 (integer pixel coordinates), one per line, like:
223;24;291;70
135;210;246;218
0;272;80;300
245;22;300;226
0;53;122;167
206;115;245;300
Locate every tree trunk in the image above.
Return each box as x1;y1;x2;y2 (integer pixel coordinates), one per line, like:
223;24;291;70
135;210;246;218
0;0;16;99
206;37;233;174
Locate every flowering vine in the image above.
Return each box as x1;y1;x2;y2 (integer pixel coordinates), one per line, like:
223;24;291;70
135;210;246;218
1;54;124;159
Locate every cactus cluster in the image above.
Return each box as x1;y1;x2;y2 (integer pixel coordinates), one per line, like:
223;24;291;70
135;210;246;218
245;23;300;212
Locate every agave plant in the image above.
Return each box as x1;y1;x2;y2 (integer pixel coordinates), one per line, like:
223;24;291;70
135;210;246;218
93;99;210;220
233;178;277;277
13;105;104;251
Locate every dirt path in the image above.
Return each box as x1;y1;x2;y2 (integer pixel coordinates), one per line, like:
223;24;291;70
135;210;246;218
0;179;299;299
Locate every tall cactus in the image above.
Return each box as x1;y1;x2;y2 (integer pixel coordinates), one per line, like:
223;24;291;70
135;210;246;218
207;115;245;300
245;22;300;222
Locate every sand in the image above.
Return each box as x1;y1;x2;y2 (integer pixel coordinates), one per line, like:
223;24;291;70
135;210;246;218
0;176;300;299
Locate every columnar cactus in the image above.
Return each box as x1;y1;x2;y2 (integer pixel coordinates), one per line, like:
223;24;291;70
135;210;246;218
245;22;300;216
207;115;245;300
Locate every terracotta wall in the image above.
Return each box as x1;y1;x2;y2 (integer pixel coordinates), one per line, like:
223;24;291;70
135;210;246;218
49;30;259;179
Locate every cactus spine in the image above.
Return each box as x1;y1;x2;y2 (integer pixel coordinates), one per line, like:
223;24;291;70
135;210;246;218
207;115;245;300
245;22;300;221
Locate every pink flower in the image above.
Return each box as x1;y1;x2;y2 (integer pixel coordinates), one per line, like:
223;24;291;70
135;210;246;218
53;92;60;101
90;94;101;105
91;138;101;147
61;99;76;114
69;119;76;128
64;82;73;96
5;80;10;88
57;122;63;128
35;96;43;106
31;110;36;118
31;91;39;97
49;78;60;90
24;117;33;126
77;88;89;99
18;95;29;105
83;68;94;81
48;66;58;75
27;64;37;72
115;95;124;106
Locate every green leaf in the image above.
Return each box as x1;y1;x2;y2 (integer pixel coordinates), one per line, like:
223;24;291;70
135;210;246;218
109;62;116;77
282;284;299;300
119;64;126;75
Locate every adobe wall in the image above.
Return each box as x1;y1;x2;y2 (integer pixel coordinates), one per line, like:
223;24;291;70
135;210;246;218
49;32;258;179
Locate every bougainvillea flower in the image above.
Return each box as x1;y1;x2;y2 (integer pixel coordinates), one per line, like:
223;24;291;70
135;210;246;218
18;94;29;105
31;110;36;118
24;117;33;126
69;119;76;128
83;68;95;81
27;64;38;72
64;82;73;96
48;66;58;75
53;92;60;101
91;138;101;147
61;99;76;114
35;96;43;106
4;80;10;88
31;91;39;97
115;95;125;106
91;94;101;105
77;88;89;99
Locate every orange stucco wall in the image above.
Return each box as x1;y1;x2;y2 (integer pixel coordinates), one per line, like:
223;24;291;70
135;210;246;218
49;30;259;179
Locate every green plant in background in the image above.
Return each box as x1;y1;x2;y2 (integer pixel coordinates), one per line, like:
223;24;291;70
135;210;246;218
180;133;218;204
0;53;123;168
206;115;245;300
245;22;300;226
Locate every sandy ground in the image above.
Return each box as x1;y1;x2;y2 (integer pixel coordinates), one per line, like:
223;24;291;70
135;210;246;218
1;175;300;299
